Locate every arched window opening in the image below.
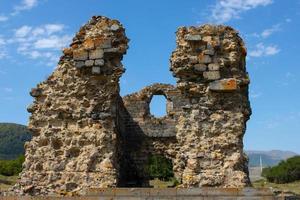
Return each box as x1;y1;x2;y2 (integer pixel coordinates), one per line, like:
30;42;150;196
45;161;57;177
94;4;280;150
149;95;167;117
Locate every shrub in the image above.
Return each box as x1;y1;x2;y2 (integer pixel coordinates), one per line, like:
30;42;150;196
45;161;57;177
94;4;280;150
0;155;25;176
262;156;300;184
146;155;174;181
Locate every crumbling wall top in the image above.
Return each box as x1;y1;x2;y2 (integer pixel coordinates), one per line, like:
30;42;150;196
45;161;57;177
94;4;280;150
61;16;129;76
170;24;248;86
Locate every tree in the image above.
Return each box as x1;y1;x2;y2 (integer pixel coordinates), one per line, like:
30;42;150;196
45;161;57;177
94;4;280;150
262;156;300;184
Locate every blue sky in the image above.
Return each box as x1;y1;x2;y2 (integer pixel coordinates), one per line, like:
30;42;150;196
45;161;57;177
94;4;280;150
0;0;299;153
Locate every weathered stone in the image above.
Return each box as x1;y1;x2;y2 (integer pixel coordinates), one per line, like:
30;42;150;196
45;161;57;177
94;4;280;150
92;66;101;74
194;64;207;72
110;24;120;31
203;49;215;55
104;48;119;53
75;61;85;68
203;71;221;80
95;59;104;66
184;34;202;41
85;60;94;66
199;54;212;64
209;78;238;91
83;38;95;50
27;104;36;113
208;63;220;71
94;38;112;49
30;88;42;97
63;48;73;56
89;48;104;59
189;56;199;64
73;49;88;60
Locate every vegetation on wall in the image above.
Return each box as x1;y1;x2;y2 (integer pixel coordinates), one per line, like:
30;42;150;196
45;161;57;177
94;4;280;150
146;155;174;181
262;156;300;184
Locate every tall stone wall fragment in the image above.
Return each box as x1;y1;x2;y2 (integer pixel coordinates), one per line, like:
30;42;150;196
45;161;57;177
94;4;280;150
170;25;251;187
16;16;129;195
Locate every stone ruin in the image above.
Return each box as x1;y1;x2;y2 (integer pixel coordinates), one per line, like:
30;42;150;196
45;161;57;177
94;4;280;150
16;16;251;195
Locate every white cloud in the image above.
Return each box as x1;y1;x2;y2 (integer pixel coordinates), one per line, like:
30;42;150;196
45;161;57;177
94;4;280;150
11;23;72;65
15;26;32;38
0;51;7;59
249;43;280;57
0;15;8;22
34;35;72;49
0;38;5;46
45;24;65;34
261;24;281;38
12;0;38;15
209;0;273;23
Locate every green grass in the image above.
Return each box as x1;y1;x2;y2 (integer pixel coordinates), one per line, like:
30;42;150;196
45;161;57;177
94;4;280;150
0;174;18;192
253;179;300;195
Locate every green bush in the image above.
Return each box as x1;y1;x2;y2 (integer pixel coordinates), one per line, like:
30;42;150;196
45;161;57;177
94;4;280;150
262;156;300;184
145;155;174;181
0;155;25;176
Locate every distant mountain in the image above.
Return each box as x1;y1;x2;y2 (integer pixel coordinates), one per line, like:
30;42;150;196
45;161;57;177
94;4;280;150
246;150;298;167
0;123;32;160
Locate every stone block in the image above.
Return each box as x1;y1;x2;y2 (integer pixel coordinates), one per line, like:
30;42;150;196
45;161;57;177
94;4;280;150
104;48;120;53
85;60;94;67
92;66;101;74
94;38;112;49
30;88;42;97
83;38;95;50
73;49;88;60
27;104;36;113
110;24;120;31
63;47;72;56
185;34;202;41
89;48;104;59
189;56;199;64
75;61;85;68
203;71;220;80
203;49;215;55
95;59;104;66
208;78;237;91
194;64;207;72
208;63;220;71
202;36;212;43
199;54;212;64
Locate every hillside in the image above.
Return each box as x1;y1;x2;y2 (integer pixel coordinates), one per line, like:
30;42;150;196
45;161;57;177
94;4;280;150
247;150;298;167
0;123;32;160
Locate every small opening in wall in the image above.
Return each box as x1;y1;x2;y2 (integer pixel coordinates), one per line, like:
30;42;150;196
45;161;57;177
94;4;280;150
150;95;167;117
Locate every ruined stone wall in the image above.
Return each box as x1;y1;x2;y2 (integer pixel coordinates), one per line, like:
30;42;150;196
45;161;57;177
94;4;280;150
119;25;251;188
17;16;129;195
16;16;251;195
170;25;251;187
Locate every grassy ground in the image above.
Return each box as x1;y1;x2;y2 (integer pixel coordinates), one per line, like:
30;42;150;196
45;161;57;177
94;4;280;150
253;179;300;195
149;178;174;188
0;175;18;192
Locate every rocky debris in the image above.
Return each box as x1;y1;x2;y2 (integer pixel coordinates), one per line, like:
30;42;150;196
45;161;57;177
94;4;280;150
15;18;251;196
